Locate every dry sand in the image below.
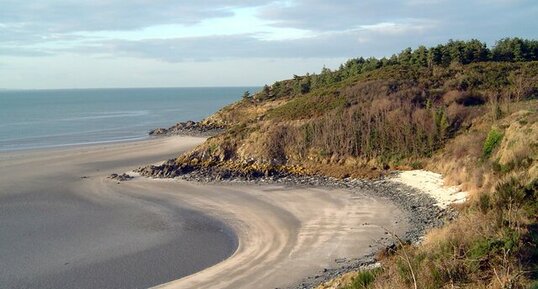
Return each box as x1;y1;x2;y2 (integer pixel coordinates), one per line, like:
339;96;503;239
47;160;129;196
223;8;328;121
391;170;467;209
0;136;408;289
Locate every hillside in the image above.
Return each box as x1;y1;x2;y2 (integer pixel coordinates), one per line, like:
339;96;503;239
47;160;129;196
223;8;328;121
144;39;538;288
163;44;538;180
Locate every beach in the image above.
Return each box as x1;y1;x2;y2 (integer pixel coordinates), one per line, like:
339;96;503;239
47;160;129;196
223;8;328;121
0;136;409;289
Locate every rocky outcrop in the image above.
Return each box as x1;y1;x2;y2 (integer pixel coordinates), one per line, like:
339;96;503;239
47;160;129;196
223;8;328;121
136;158;307;181
149;120;225;137
137;159;198;178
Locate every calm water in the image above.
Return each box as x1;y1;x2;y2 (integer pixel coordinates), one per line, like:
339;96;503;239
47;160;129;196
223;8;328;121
0;87;257;151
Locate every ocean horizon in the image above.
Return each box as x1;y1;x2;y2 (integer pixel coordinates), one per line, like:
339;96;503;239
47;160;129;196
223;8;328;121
0;87;258;152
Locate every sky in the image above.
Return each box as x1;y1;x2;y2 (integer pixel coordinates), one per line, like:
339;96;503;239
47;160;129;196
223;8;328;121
0;0;537;89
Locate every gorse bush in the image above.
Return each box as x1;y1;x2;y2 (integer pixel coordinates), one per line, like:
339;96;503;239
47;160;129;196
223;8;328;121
482;128;503;158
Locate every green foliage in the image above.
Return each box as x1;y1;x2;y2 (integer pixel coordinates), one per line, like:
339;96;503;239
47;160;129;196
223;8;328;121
482;128;503;158
242;90;251;100
492;159;512;173
497;177;538;215
410;161;423;169
465;231;521;274
255;38;538;102
493;176;527;211
258;61;537;165
434;108;449;140
522;178;538;216
237;57;537;172
267;92;347;120
345;268;382;289
492;38;538;62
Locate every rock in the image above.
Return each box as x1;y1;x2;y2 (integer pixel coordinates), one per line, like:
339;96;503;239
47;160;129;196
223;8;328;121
108;173;134;181
149;128;167;135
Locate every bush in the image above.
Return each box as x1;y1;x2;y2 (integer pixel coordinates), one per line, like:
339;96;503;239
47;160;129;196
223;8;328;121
478;193;491;213
494;176;527;211
345;269;382;289
483;128;503;158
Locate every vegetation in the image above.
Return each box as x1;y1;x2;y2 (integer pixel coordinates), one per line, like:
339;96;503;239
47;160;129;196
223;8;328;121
344;269;383;289
251;38;538;102
482;129;503;158
314;104;537;289
196;55;537;177
182;38;537;287
368;177;537;289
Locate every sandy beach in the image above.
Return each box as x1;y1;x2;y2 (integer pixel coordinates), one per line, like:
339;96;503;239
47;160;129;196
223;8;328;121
0;136;408;289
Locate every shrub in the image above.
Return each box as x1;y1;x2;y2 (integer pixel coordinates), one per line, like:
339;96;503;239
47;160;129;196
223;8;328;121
410;161;423;169
483;128;503;158
494;176;527;211
478;193;491;213
345;268;382;289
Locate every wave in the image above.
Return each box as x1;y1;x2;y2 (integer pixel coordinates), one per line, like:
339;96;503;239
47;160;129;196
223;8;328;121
0;136;148;152
0;110;150;128
57;110;150;122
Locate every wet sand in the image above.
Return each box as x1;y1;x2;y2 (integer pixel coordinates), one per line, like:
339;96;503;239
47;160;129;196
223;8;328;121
0;137;236;289
0;136;409;289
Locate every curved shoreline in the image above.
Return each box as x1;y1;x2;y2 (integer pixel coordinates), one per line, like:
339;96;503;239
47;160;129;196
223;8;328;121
129;179;408;289
138;174;449;289
0;136;448;289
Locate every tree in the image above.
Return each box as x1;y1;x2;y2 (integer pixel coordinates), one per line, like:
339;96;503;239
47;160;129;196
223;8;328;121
242;90;251;100
491;38;538;62
412;45;429;67
428;46;443;68
398;47;413;65
257;85;272;100
299;77;311;94
464;39;489;63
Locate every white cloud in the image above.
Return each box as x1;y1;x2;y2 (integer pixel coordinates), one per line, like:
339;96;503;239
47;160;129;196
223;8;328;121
359;20;437;35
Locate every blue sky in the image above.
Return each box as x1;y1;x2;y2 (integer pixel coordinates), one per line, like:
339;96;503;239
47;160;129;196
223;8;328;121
1;0;537;89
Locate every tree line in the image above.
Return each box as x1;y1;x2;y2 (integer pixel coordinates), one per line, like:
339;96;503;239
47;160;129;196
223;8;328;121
247;38;538;100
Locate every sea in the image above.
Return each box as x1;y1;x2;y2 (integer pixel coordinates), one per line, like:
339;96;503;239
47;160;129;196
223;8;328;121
0;87;257;151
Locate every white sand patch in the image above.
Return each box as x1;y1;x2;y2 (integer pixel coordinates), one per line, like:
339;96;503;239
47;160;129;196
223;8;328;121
391;170;467;209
